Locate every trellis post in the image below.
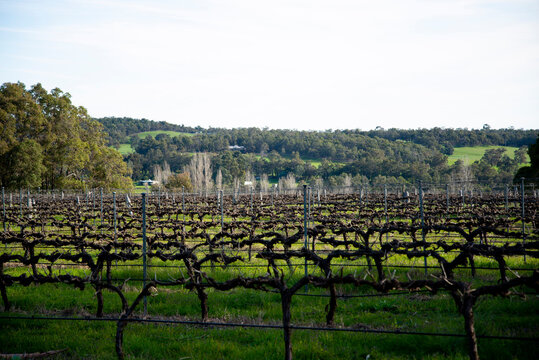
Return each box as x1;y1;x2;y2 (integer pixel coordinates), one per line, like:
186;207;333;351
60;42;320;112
446;184;450;211
504;184;508;211
303;184;308;292
384;184;388;242
419;181;427;276
521;178;526;263
250;186;254;214
113;192;117;258
220;190;224;231
2;187;5;232
100;188;103;228
142;192;148;315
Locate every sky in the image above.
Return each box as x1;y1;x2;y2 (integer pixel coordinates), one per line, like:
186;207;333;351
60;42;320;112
1;0;538;131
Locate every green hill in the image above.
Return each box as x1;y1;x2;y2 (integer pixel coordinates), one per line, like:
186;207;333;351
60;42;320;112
115;131;196;155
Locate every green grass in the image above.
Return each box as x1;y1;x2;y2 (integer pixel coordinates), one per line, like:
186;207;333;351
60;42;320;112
447;146;527;166
1;259;537;359
135;130;196;139
116;143;135;155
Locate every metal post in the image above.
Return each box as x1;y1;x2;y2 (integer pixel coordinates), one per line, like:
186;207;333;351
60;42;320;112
504;184;508;211
303;185;308;292
142;192;148;315
308;187;311;229
2;187;5;231
419;181;427;276
446;184;450;212
250;187;253;214
384;184;388;242
220;190;224;231
521;178;526;263
27;189;30;210
182;186;185;237
100;188;103;227
92;190;96;228
19;189;22;218
113;192;117;252
384;184;388;216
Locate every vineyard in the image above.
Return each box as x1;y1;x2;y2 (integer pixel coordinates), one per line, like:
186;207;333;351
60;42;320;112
0;184;538;360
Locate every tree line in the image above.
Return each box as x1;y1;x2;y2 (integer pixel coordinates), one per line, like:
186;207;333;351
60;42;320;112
97;117;537;156
1;83;535;192
97;116;201;146
96;117;535;189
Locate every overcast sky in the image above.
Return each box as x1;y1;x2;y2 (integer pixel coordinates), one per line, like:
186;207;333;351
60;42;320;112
1;0;538;131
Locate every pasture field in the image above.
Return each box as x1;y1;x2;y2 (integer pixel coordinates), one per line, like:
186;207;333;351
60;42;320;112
447;146;527;165
0;188;537;359
116;143;136;155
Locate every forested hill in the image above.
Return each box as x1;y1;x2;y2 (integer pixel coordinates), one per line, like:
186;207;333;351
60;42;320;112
362;127;537;152
95;117;536;186
97;117;201;146
95;116;537;155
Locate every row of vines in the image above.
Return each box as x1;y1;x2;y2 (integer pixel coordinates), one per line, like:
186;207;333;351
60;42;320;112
1;187;538;359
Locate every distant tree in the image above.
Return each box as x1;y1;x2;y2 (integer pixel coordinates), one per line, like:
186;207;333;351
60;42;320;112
278;174;297;191
244;170;256;188
450;160;474;191
86;147;133;191
165;172;193;191
514;146;528;164
215;168;222;190
481;148;506;167
185;152;213;193
259;173;269;193
153;161;172;187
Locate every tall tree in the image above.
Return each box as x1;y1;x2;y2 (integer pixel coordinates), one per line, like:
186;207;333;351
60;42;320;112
0;82;132;190
0;83;47;187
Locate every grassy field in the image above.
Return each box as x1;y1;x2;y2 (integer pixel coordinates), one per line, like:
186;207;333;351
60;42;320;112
116;143;135;155
447;146;525;165
1;263;537;360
